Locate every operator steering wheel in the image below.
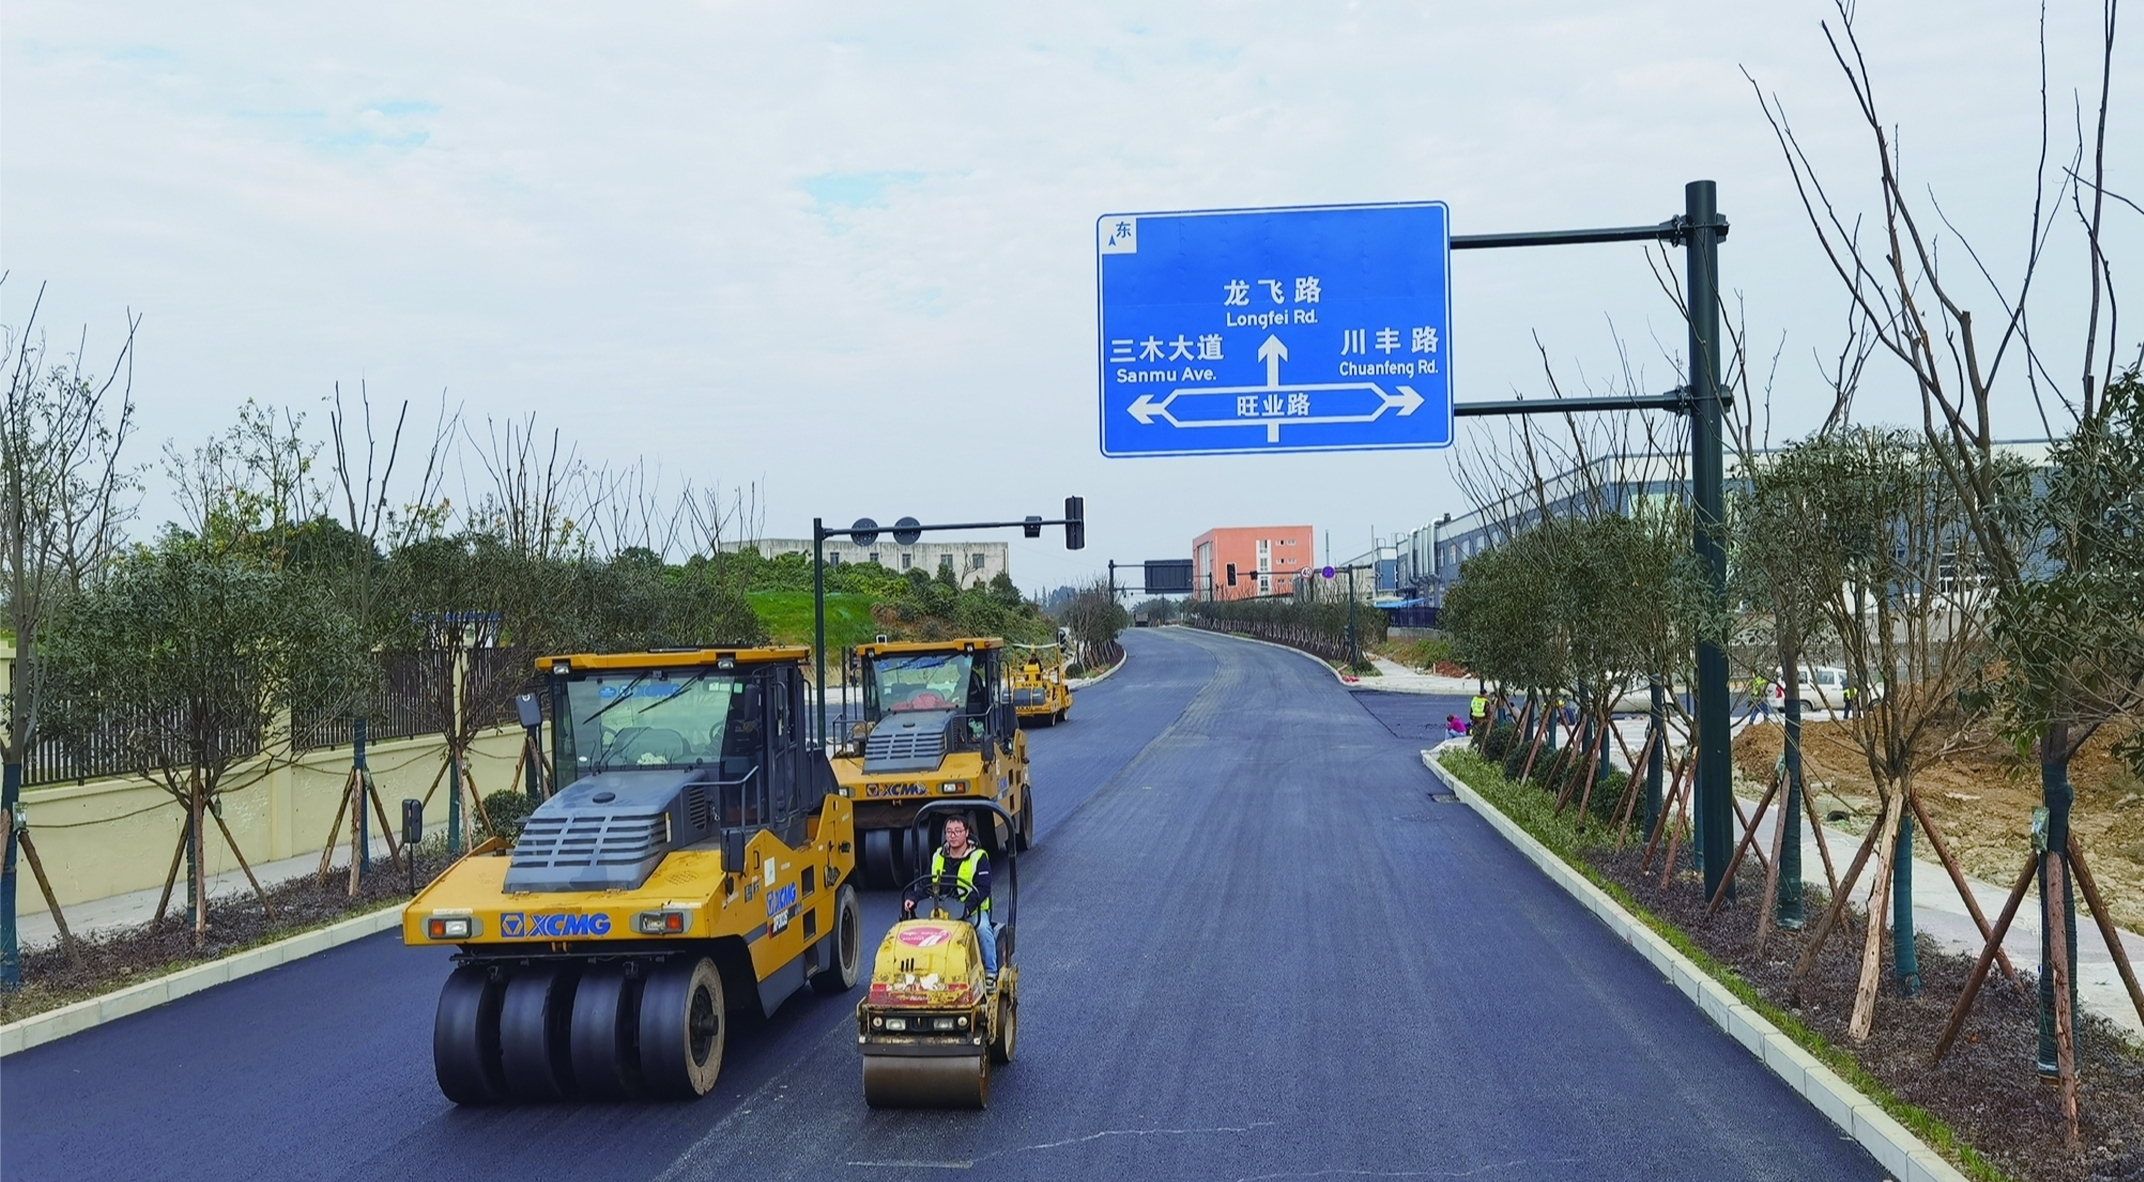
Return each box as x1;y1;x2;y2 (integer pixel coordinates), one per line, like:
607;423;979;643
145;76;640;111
903;875;983;922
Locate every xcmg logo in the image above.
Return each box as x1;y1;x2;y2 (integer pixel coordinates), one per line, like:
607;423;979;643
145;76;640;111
498;912;613;939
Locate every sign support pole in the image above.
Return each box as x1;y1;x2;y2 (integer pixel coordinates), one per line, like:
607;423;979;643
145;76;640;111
1684;180;1731;902
1444;179;1733;896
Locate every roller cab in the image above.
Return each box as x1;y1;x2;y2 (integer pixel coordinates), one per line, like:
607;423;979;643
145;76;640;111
405;647;863;1105
1008;642;1072;727
857;800;1019;1109
828;638;1034;887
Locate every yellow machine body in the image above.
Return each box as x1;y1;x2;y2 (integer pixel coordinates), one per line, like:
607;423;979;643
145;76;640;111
404;647;864;1106
855;918;1019;1108
830;638;1033;886
404;810;852;979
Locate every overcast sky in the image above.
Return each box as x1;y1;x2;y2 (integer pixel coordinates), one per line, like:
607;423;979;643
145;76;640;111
5;2;2136;593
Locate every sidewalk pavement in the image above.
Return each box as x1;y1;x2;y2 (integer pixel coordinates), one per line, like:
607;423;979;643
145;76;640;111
1352;656;1483;696
1587;715;2144;1046
15;832;407;951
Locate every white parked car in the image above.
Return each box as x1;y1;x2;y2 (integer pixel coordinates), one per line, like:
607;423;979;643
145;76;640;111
1766;666;1874;714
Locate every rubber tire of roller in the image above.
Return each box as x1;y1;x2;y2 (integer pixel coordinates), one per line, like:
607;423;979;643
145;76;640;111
433;965;509;1105
863;827;901;890
568;964;642;1099
989;988;1017;1064
810;884;863;995
498;963;580;1102
639;957;725;1099
1015;788;1033;852
862;1053;988;1109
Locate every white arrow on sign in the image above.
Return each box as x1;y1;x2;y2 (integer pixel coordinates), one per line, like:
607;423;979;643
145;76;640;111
1258;333;1287;386
1125;333;1424;442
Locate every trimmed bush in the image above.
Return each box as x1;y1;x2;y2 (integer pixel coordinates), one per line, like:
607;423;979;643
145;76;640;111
481;790;537;842
1481;722;1518;762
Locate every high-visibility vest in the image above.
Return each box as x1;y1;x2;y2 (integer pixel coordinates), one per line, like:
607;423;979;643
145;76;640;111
1469;695;1488;720
931;847;989;913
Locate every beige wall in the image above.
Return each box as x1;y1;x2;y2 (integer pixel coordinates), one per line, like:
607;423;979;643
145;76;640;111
14;722;525;918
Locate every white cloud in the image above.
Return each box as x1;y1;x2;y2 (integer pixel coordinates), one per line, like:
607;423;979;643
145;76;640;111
4;0;2135;586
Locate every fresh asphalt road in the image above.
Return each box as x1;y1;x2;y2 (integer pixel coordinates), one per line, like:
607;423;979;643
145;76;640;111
1;628;1879;1181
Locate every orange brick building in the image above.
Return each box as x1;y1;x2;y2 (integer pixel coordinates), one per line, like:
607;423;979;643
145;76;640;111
1191;525;1315;600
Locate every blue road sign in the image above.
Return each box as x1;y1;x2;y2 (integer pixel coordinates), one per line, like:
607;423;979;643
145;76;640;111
1096;202;1452;457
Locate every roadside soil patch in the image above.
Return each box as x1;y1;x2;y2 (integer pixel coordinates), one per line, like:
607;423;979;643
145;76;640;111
1446;750;2144;1182
1733;720;2144;933
1600;843;2144;1182
1;849;448;1024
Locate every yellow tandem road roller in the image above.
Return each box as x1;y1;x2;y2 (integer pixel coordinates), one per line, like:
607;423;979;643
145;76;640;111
857;800;1019;1108
404;647;862;1104
829;638;1034;887
1008;642;1072;727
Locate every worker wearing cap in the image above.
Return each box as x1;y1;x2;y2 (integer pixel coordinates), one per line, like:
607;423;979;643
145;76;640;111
904;815;997;978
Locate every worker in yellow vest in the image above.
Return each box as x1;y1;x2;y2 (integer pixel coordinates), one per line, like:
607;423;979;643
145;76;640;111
903;815;996;979
1468;693;1489;748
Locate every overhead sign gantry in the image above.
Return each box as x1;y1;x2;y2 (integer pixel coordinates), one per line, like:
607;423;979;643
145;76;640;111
1091;184;1738;906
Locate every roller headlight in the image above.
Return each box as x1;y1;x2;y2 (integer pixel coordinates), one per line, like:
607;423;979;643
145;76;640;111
424;914;478;940
634;909;691;935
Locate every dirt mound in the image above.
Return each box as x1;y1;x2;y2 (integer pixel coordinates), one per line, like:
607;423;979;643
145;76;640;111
1732;720;2144;932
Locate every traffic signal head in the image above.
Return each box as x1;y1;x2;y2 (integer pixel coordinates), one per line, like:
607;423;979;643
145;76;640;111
1064;496;1085;550
1226;563;1237;587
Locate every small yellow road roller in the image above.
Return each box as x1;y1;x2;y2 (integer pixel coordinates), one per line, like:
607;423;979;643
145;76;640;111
404;647;862;1104
857;800;1019;1108
1008;642;1072;727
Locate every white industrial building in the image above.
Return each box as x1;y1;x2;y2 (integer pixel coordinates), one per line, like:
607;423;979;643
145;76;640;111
720;538;1010;589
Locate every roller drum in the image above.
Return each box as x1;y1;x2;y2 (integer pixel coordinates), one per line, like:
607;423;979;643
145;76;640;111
861;1054;989;1109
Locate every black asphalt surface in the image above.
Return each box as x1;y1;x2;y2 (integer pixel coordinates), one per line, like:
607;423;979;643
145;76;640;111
1;628;1879;1181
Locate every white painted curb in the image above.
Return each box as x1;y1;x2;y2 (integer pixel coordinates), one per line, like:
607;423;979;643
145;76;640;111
1067;646;1129;689
1187;625;1359;685
0;904;404;1057
1422;750;1969;1182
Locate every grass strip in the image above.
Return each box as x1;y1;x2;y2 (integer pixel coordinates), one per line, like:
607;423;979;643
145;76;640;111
1;901;402;1024
747;591;878;649
1439;749;2012;1182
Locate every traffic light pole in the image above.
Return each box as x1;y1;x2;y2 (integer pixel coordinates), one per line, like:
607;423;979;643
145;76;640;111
811;498;1084;749
1447;180;1733;900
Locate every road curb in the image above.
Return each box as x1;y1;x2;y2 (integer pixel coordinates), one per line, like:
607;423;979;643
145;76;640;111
1067;647;1129;689
0;904;404;1058
1186;626;1358;685
1420;748;1969;1182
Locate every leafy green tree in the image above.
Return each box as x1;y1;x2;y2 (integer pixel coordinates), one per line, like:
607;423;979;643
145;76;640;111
1058;582;1128;671
43;536;367;944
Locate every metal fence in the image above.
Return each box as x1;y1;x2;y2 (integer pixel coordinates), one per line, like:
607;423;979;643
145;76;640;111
293;650;451;752
1186;617;1354;662
11;645;532;784
466;646;534;731
17;700;264;789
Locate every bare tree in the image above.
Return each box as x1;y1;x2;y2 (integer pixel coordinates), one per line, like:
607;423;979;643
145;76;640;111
1;282;138;983
1753;0;2137;1120
460;413;591;561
